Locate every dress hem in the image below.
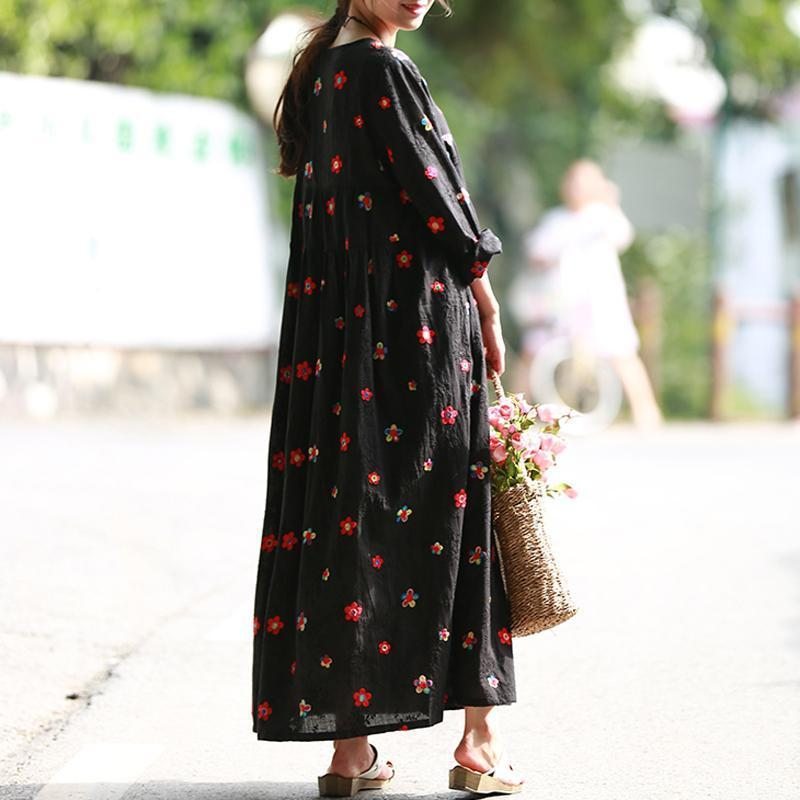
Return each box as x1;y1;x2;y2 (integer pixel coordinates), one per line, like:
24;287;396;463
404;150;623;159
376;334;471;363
252;695;517;742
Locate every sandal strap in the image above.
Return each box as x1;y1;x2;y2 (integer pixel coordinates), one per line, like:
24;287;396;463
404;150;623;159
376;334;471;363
358;744;390;780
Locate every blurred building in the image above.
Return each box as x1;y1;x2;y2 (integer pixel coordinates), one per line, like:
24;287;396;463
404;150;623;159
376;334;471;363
0;71;285;417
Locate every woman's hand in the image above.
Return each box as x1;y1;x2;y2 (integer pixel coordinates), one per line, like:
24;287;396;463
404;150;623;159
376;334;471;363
480;309;506;377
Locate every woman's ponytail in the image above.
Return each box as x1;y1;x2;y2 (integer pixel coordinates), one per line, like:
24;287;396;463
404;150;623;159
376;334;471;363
273;2;349;177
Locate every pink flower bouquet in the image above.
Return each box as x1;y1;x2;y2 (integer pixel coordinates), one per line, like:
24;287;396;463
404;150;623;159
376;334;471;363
488;393;577;498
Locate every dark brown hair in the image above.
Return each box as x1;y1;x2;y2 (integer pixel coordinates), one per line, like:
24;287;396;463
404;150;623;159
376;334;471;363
273;1;452;178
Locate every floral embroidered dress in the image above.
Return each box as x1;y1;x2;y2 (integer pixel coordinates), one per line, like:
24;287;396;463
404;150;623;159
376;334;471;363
251;37;516;742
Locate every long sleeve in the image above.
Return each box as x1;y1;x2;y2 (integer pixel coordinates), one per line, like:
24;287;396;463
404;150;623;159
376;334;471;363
362;48;501;287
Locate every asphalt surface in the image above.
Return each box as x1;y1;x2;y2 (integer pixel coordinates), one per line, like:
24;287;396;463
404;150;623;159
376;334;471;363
1;416;798;799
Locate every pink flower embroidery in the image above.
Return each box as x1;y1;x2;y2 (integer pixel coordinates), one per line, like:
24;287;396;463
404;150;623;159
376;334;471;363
453;489;467;508
360;387;373;401
353;113;364;128
367;471;381;485
441;405;458;425
326;197;336;215
331;154;343;173
416;325;436;345
424;165;438;179
344;600;363;622
320;654;333;667
378;640;391;654
339;432;350;451
378;95;392;109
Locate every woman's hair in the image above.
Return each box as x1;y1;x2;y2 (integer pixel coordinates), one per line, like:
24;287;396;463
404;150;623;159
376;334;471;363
273;1;452;177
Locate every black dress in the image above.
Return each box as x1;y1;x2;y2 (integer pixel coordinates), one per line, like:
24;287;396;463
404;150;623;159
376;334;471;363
251;37;516;742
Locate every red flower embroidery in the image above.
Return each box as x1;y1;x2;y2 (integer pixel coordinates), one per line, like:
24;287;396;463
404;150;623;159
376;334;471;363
331;154;343;173
271;450;285;471
378;96;392;109
296;612;307;631
468;545;483;565
344;600;363;621
289;447;306;467
360;387;373;401
353;687;372;707
416;325;436;345
353;114;364;128
386;146;394;164
296;360;312;380
261;533;278;552
430;541;444;555
332;401;342;415
279;364;292;383
462;631;477;650
396;250;413;269
287;282;300;299
339;432;350;451
340;516;358;536
334;316;345;330
432;280;445;293
266;615;284;635
453;489;467;508
368;471;381;485
326;197;336;215
320;654;333;668
497;627;512;646
253;615;261;636
373;341;388;359
378;640;391;655
371;554;384;569
471;260;489;278
441;405;459;425
353;304;366;318
257;700;272;719
427;216;445;234
281;531;298;550
399;189;411;205
333;70;348;89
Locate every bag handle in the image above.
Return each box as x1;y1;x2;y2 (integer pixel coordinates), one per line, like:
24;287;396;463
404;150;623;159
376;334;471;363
488;368;505;399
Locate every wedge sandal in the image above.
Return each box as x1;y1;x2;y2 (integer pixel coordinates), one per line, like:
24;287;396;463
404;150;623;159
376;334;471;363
318;743;395;797
448;749;523;794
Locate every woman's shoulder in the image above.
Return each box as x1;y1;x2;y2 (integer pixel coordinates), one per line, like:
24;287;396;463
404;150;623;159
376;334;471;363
355;39;425;84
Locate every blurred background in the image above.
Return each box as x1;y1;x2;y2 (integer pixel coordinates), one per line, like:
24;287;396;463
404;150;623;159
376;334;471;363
1;3;799;799
1;0;799;422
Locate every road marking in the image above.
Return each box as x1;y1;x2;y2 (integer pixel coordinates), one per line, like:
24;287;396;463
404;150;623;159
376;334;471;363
35;743;164;799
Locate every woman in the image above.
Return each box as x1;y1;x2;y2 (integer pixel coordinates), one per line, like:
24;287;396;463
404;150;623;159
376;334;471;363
251;1;525;795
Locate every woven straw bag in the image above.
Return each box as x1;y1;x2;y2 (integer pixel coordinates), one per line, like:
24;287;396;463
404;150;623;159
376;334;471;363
488;370;578;637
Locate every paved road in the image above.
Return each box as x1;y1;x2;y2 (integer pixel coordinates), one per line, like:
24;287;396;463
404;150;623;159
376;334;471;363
1;417;798;799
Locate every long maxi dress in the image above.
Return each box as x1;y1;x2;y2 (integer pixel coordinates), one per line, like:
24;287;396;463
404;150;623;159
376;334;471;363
252;37;516;742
